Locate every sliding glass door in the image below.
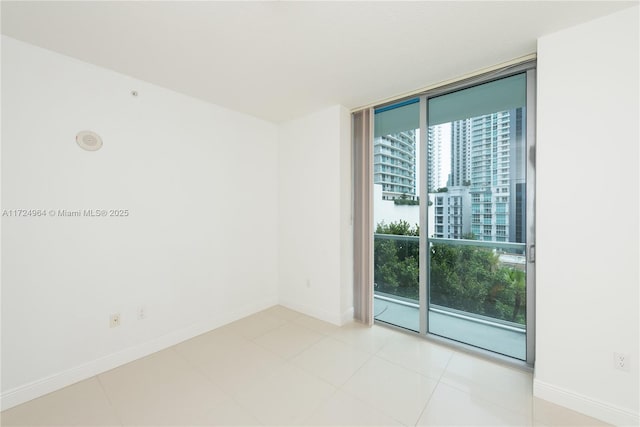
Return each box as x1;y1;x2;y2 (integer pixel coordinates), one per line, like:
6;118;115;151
426;73;531;360
372;99;420;332
371;64;535;363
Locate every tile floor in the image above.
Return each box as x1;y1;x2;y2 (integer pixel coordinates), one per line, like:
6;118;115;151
1;306;609;426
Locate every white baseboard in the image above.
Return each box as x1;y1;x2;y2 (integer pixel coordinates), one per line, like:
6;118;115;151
0;296;278;411
340;306;355;326
533;379;640;426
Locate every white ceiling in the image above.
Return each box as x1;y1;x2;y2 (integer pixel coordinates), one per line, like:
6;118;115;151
2;1;636;122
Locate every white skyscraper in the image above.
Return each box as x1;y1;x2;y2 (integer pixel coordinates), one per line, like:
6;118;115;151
450;108;525;242
427;124;450;192
373;130;416;200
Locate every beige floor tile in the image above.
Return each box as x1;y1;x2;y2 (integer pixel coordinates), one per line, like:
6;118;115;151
6;308;596;427
330;322;397;354
0;378;120;426
300;389;404;426
253;322;325;359
172;326;253;365
376;332;454;380
532;397;611;426
440;351;533;415
221;310;287;339
418;382;532;426
174;328;286;393
260;305;304;322
200;396;263;426
97;349;230;425
232;364;336;425
293;314;342;335
291;336;372;386
341;355;438;426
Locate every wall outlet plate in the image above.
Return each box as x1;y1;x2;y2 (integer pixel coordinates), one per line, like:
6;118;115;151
614;352;630;372
109;313;121;328
137;306;147;320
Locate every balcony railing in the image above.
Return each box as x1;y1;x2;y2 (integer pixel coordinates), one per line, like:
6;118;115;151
374;233;527;328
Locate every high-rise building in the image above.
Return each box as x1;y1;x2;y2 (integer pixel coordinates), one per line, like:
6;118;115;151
373;131;416;200
509;109;526;244
450;120;472;187
450;109;525;242
377;109;525;241
430;187;471;239
427;125;447;192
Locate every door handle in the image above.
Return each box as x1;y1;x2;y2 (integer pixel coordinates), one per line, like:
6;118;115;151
529;244;535;263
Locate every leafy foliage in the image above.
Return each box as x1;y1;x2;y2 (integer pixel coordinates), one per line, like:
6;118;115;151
394;199;419;206
374;221;420;299
376;220;419;236
374;220;526;324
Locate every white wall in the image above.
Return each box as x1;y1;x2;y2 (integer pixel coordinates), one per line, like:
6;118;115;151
338;109;354;321
535;7;639;426
373;184;420;230
1;36;279;409
278;105;353;325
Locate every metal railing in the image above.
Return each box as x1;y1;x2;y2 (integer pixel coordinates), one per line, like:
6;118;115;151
374;233;527;329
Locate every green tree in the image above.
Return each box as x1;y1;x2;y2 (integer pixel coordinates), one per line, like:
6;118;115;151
376;220;419;236
430;243;526;324
374;221;420;299
374;220;526;324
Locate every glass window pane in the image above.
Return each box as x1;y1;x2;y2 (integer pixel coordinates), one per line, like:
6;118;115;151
373;99;420;332
427;74;527;359
428;74;526;126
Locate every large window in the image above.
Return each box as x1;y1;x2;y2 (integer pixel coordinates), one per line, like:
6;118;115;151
361;62;536;364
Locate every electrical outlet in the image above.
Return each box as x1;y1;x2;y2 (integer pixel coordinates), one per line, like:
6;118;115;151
137;306;147;320
614;352;630;371
109;313;121;328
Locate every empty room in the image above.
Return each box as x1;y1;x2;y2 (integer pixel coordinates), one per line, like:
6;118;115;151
1;1;638;426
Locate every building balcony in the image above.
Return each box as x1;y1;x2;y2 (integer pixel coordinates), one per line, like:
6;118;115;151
374;296;525;360
374;233;526;360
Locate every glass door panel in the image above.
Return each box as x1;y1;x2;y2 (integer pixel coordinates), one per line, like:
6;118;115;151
426;74;528;359
372;99;420;331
